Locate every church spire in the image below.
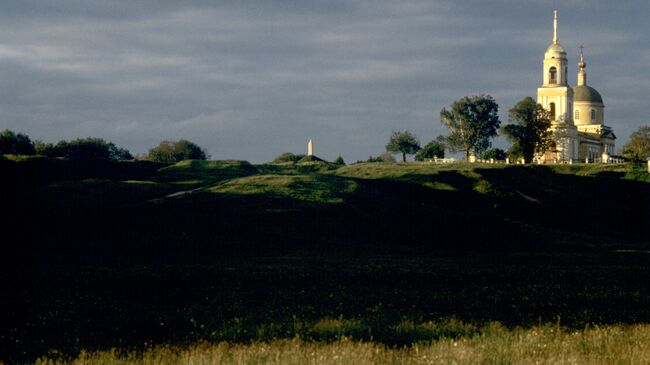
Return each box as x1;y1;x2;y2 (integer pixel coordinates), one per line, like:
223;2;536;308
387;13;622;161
553;9;558;44
577;45;587;86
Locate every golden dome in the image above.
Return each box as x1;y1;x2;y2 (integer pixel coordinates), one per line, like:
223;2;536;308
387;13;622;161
545;43;567;58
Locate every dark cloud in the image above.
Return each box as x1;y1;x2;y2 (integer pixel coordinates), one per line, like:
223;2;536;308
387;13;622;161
0;1;647;162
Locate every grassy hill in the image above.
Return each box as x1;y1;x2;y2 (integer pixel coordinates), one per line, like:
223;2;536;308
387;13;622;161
1;157;649;362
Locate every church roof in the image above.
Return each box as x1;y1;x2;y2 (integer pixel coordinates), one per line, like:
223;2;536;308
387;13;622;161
600;128;616;140
577;132;602;143
573;85;603;104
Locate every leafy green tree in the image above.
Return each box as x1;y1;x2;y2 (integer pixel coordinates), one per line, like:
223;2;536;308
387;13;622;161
621;126;650;162
386;130;421;162
174;139;207;160
480;148;507;161
334;156;345;165
148;139;208;163
440;95;500;160
415;139;445;161
501;97;553;163
0;129;35;155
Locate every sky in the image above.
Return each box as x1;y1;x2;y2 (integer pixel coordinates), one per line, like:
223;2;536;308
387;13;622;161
0;1;648;163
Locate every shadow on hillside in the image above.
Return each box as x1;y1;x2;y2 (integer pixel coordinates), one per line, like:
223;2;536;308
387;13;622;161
14;165;648;266
475;165;650;245
2;163;650;363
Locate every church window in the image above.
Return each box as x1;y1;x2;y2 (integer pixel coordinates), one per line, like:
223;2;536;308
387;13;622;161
549;102;556;120
549;67;557;84
591;109;596;121
574;109;580;120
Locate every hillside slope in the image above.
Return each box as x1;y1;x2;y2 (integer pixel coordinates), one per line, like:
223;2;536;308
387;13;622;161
3;158;649;257
1;158;650;362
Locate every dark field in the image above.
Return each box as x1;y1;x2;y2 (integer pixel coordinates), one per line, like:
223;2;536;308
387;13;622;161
1;157;649;363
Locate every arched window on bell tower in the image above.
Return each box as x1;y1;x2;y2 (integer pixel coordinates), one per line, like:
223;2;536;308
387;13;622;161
549;67;557;84
549;102;556;120
591;109;596;122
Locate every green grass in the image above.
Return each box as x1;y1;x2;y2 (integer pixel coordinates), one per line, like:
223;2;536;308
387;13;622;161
208;174;358;204
156;159;258;185
32;323;650;365
256;160;341;175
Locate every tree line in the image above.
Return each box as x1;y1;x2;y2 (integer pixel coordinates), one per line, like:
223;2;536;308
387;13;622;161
385;95;650;163
0;130;208;163
2;100;648;164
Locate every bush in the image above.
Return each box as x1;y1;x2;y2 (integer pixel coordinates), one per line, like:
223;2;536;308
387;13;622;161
480;148;507;161
0;130;35;155
272;152;306;163
507;145;523;160
366;153;396;163
148;140;208;163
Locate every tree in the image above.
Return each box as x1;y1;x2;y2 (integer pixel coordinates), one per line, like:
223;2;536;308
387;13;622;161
147;141;176;163
0;129;35;155
386;130;421;162
148;139;208;163
334;156;345;165
107;143;134;161
415;139;445;161
480;148;507;161
174;139;208;160
621;126;650;162
501;97;553;163
440;95;500;160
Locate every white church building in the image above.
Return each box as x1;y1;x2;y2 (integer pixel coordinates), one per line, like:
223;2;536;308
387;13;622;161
536;10;616;163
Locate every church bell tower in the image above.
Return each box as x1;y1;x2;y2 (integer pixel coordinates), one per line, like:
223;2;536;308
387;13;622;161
537;10;573;123
537;10;578;161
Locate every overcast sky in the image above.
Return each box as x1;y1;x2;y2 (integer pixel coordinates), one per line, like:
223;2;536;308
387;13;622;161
0;1;648;162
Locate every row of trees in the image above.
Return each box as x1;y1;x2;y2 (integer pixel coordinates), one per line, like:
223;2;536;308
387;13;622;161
388;94;650;163
0;130;134;161
0;129;209;163
386;95;560;163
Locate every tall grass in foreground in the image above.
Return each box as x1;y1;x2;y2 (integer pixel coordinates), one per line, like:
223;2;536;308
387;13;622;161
32;323;650;365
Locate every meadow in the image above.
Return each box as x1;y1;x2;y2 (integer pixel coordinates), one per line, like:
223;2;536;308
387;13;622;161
33;323;650;365
1;156;649;363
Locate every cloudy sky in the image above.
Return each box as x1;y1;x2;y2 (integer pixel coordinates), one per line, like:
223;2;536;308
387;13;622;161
0;1;648;162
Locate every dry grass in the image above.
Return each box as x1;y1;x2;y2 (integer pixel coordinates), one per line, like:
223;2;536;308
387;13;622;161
33;323;650;365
